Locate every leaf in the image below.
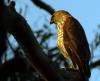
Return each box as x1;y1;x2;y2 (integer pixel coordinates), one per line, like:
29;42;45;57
34;29;43;38
95;33;100;47
40;33;54;44
48;47;58;52
43;24;48;29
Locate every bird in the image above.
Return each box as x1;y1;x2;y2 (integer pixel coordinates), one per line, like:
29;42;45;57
50;10;91;79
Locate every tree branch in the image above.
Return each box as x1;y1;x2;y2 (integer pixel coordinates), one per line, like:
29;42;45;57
31;0;55;15
1;1;88;81
0;57;28;78
90;60;100;69
2;3;65;81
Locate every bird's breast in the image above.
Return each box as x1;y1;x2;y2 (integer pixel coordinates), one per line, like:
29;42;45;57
57;27;63;48
57;26;68;58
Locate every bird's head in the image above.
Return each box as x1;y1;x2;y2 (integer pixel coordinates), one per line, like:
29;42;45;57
50;10;70;25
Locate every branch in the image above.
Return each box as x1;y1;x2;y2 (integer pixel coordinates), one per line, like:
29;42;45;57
90;60;100;69
1;1;86;81
0;57;28;78
2;2;64;81
31;0;55;15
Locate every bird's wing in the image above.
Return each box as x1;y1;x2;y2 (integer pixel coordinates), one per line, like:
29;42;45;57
63;16;90;62
63;16;91;77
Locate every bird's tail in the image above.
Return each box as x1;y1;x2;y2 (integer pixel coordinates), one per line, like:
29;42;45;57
65;46;89;81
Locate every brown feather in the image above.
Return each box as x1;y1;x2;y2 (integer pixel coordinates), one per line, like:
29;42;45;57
63;16;91;78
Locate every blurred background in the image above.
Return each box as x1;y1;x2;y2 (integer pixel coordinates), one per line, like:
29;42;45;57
0;0;100;81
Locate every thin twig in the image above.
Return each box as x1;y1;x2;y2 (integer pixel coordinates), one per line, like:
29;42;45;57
31;0;55;15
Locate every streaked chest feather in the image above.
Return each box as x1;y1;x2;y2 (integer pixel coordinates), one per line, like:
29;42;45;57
57;23;68;58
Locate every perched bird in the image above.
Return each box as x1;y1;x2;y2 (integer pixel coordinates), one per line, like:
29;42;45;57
50;10;91;79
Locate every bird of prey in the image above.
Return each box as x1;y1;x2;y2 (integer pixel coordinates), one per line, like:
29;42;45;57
50;10;91;79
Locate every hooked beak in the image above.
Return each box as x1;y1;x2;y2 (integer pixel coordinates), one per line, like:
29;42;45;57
50;16;54;24
50;20;54;24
